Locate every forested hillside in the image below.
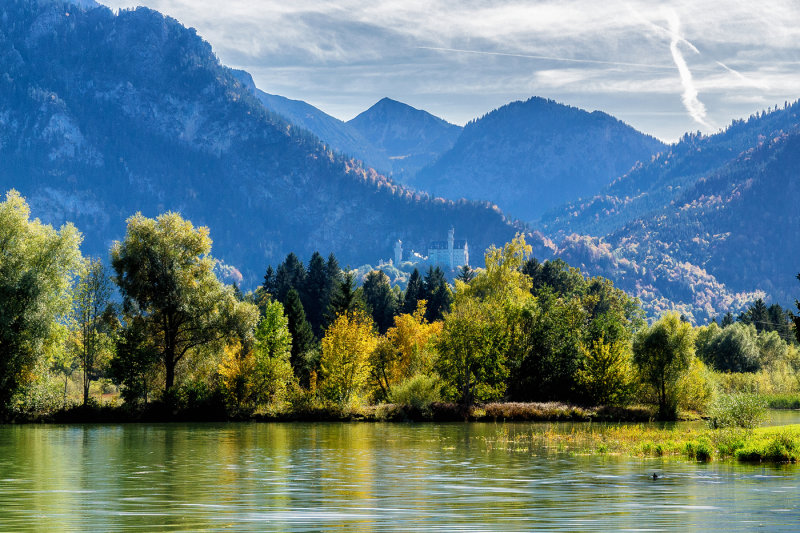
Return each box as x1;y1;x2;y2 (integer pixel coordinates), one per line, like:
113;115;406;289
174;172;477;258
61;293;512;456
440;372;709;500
347;98;463;181
413;97;665;222
537;103;800;318
0;0;517;284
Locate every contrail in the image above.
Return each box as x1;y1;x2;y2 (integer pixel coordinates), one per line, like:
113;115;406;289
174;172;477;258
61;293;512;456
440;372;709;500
666;11;714;129
418;46;679;71
715;61;769;90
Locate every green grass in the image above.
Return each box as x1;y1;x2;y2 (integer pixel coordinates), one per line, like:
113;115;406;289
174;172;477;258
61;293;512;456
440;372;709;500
482;423;800;464
763;393;800;410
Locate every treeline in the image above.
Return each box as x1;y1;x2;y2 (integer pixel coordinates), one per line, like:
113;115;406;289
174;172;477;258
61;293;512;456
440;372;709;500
2;190;799;421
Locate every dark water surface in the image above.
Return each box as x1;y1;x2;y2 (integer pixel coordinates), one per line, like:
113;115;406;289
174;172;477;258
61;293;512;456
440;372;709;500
0;421;798;531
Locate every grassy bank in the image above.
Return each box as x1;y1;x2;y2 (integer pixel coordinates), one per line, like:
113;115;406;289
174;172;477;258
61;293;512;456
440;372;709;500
15;401;658;424
482;423;800;463
764;393;800;409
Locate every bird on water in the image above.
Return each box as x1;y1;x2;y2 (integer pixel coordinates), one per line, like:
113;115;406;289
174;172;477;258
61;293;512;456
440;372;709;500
652;473;660;480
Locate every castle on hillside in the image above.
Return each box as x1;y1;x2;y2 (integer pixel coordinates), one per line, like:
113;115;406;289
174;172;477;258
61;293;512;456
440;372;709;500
428;227;468;269
393;228;469;270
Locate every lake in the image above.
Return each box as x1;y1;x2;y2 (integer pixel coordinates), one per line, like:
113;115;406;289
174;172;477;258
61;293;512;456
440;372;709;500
1;418;798;531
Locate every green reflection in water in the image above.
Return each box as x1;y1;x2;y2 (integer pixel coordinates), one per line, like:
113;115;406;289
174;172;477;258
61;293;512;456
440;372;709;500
0;422;798;531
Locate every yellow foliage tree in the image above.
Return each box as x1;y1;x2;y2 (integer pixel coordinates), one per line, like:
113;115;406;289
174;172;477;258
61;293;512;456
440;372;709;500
218;342;255;410
374;301;442;398
576;337;635;406
319;310;378;406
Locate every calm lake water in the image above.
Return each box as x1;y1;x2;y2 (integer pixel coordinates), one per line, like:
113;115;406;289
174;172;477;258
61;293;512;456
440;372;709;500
1;417;799;531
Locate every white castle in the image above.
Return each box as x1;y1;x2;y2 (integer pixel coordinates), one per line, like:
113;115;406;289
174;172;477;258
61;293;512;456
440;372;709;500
428;227;469;269
393;228;469;270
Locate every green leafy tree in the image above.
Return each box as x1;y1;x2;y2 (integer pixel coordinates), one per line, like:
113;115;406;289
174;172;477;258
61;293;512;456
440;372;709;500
509;291;586;401
251;300;295;406
632;312;696;419
0;190;82;415
435;299;509;406
794;273;800;345
576;338;634;406
706;322;761;372
73;258;115;406
111;212;258;397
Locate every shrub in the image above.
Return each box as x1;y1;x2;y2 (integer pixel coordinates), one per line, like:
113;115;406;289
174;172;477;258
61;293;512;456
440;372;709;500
390;373;442;413
707;393;767;429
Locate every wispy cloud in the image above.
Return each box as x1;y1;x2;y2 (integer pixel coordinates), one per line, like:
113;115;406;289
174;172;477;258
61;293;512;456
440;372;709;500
100;0;800;141
665;9;714;130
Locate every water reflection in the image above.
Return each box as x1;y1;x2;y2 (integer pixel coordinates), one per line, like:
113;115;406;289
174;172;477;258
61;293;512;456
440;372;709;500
0;422;798;531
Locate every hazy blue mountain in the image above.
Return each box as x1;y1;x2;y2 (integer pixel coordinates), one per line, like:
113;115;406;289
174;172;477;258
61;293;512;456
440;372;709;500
228;70;391;172
413;97;666;223
348;98;463;181
536;102;800;320
0;1;518;285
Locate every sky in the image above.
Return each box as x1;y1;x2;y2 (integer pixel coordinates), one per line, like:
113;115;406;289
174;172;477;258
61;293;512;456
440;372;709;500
99;0;800;142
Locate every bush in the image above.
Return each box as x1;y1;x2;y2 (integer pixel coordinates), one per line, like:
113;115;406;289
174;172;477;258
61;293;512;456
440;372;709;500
707;393;767;430
390;373;441;413
676;358;715;413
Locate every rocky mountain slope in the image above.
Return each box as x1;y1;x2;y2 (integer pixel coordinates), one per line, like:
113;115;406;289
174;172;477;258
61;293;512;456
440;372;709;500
0;1;518;284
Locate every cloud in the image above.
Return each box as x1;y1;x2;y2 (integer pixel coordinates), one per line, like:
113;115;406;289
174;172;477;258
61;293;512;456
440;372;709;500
99;0;800;141
665;9;714;130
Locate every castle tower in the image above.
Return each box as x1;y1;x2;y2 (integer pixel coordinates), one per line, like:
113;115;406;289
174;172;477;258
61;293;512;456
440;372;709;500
394;239;403;265
448;227;455;269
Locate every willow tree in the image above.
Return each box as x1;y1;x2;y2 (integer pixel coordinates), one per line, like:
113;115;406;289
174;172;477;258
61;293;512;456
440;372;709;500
0;190;82;415
111;212;258;396
633;312;696;419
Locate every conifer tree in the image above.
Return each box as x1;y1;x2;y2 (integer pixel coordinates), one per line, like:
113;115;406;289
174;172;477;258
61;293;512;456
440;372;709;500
402;268;423;315
304;252;328;336
362;270;397;334
284;288;315;377
326;270;365;324
456;264;474;283
262;266;277;297
275;253;306;303
423;266;452;322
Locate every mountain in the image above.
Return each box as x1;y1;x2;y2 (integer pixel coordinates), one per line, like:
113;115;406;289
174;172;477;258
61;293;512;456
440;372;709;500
228;70;392;173
0;1;518;284
413;97;666;223
537;103;800;320
347;98;462;180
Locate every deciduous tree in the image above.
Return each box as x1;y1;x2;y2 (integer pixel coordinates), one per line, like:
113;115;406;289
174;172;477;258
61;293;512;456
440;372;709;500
0;190;82;415
111;212;258;396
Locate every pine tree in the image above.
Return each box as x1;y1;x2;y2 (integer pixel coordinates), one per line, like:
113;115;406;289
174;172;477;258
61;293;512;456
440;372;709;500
262;265;277;297
402;268;423;315
456;264;474;283
284;289;316;377
424;266;452;322
304;252;328;336
275;253;306;303
325;270;365;324
362;270;397;334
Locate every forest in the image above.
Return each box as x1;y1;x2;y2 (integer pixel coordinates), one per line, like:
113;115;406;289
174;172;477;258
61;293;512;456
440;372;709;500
1;189;799;422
